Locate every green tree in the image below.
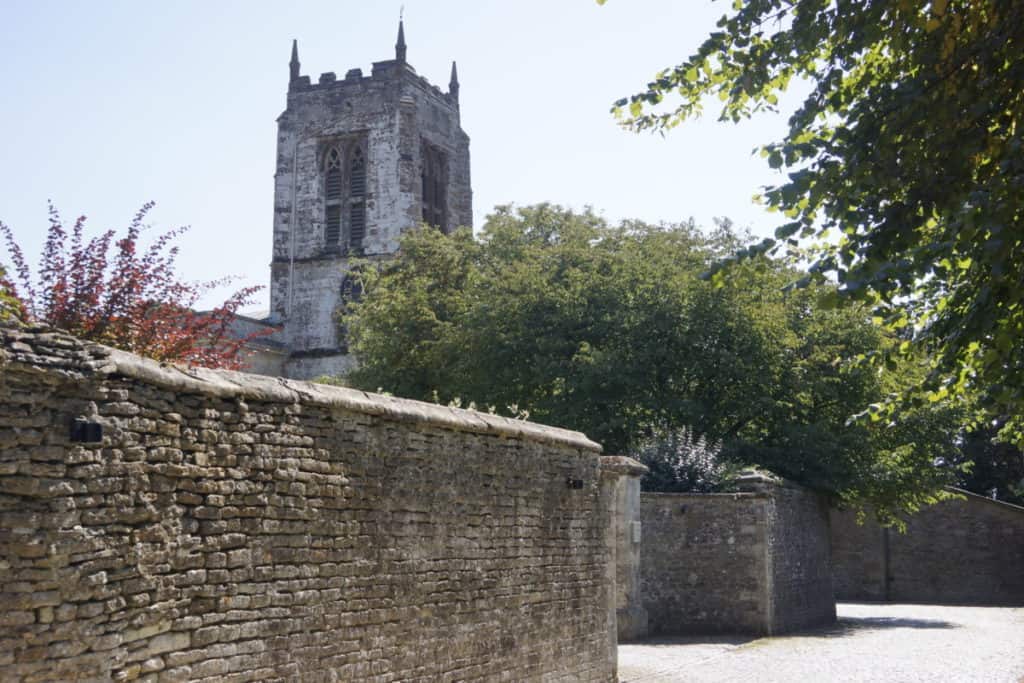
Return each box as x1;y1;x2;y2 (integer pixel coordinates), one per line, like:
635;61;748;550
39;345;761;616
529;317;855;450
951;422;1024;505
344;205;960;517
604;0;1024;443
348;206;762;452
340;228;481;399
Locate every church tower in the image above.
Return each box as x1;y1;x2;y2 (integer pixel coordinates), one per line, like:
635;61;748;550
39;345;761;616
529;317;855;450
268;22;472;379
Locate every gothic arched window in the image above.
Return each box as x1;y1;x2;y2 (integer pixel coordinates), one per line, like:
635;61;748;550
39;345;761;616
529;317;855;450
421;143;448;232
324;147;343;247
348;147;367;249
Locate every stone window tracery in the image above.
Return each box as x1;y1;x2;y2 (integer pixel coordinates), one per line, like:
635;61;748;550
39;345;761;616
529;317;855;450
348;147;367;250
323;142;369;253
324;147;343;247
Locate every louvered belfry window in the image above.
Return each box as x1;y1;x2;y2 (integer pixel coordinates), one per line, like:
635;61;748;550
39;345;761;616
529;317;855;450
348;147;366;249
421;143;448;232
324;147;343;247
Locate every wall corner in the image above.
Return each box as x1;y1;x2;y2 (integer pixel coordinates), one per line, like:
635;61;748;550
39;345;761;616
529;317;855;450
600;456;650;646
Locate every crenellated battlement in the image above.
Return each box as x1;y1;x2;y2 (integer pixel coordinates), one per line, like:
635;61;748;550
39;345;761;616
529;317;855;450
286;21;459;110
288;57;459;112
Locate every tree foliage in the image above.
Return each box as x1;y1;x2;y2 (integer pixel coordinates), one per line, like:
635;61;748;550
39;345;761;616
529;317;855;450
605;0;1024;443
0;203;263;369
344;205;961;518
950;421;1024;505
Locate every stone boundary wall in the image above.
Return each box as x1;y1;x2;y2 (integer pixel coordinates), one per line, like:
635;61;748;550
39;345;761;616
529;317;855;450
638;473;835;636
831;490;1024;605
0;325;616;682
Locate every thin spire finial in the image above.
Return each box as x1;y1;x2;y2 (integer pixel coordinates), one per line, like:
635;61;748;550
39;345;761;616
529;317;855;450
449;60;460;101
289;39;301;85
396;12;407;62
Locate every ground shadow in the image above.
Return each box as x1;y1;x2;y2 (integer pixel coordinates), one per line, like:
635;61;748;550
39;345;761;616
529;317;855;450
621;634;757;648
624;615;959;649
759;615;962;643
822;615;960;636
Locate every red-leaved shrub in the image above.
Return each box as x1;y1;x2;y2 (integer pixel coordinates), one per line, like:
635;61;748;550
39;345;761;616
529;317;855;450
0;202;265;370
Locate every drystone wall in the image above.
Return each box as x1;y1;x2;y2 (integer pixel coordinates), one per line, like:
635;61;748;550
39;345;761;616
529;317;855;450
831;490;1024;605
638;473;835;636
0;325;615;682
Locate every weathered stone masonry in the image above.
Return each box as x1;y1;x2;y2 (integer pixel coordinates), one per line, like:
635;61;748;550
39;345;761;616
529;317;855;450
637;473;835;637
600;457;647;643
831;491;1024;605
267;25;472;380
0;325;615;682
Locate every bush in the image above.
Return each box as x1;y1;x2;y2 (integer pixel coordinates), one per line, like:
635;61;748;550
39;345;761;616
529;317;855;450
0;203;264;369
632;427;740;493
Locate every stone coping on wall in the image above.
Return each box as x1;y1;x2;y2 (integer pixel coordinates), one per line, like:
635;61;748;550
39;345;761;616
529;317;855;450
599;455;649;478
828;486;1024;520
0;323;601;453
639;490;773;500
945;486;1024;512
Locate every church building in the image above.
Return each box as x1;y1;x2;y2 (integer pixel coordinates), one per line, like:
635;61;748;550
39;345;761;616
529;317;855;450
239;22;472;379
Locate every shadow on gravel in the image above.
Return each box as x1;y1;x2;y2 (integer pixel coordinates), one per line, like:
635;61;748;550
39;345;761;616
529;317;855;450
620;615;960;650
822;616;960;636
622;635;756;648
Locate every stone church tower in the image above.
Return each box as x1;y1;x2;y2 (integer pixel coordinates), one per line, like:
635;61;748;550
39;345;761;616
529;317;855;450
266;22;472;379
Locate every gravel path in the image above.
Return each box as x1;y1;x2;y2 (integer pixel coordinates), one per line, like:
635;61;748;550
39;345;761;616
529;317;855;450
618;603;1024;683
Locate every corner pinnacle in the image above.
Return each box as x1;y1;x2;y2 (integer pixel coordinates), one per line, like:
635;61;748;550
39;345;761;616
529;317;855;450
396;19;407;62
289;39;301;83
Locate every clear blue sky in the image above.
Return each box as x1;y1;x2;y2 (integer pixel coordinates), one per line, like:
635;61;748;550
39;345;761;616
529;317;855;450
0;0;800;310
